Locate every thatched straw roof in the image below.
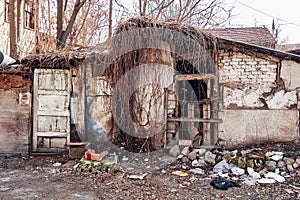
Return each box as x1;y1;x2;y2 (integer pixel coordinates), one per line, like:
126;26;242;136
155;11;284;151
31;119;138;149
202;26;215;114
21;17;300;70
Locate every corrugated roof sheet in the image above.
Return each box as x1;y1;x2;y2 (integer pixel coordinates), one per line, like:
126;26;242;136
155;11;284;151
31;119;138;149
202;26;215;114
206;27;276;48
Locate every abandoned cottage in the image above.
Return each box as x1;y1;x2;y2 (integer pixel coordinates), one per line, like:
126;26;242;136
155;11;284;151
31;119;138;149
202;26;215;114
1;18;300;155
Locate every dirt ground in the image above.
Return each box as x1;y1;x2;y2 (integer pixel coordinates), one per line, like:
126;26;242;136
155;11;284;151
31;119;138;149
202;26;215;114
0;142;300;200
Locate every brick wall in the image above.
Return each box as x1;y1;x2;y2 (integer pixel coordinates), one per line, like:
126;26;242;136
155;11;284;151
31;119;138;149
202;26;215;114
0;74;31;155
218;50;279;108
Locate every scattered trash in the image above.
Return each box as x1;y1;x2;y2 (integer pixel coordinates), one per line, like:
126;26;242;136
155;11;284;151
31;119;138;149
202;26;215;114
257;178;276;184
122;156;129;161
53;162;62;167
231;167;245;176
75;153;121;173
0;187;10;192
289;184;300;190
285;189;294;195
189;176;198;182
172;171;189;177
213;160;232;175
264;172;286;183
73;163;80;170
127;173;148;180
85;149;108;161
210;177;241;190
247;168;260;179
189;168;204;175
242;177;257;186
219;193;225;198
275;168;280;174
271;154;283;161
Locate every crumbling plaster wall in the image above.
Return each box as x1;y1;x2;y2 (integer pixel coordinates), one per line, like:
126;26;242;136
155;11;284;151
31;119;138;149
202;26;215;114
217;50;299;147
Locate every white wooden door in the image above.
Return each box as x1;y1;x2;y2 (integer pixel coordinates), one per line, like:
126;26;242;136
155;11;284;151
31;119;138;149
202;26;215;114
32;69;71;152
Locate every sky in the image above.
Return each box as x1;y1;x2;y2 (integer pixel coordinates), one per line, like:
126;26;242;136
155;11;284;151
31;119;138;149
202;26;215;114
228;0;300;44
119;0;300;44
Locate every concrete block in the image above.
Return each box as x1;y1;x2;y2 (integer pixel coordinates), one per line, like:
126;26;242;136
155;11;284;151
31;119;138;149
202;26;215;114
219;110;299;148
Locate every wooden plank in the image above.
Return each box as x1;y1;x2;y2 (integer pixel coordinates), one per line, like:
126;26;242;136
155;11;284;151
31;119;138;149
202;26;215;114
32;75;39;152
167;117;222;123
67;142;88;146
36;132;68;137
37;110;69;117
38;90;69;95
175;74;215;81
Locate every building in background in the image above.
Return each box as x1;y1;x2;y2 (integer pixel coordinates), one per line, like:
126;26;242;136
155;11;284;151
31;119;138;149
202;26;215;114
0;0;38;58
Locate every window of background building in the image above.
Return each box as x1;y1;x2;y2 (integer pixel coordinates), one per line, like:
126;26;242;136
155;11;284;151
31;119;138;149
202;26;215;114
4;0;9;22
24;1;34;29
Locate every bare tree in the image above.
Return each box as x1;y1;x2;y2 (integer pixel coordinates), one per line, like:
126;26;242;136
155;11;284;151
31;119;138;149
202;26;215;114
40;0;108;49
9;0;17;58
108;0;113;39
56;0;87;48
133;0;233;28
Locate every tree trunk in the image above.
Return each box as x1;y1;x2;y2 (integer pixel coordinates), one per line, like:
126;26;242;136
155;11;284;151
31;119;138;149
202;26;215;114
108;0;113;39
9;0;17;58
57;0;86;49
56;0;63;48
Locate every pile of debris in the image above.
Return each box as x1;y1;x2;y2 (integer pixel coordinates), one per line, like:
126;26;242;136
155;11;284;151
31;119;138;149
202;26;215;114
73;149;122;174
169;144;300;186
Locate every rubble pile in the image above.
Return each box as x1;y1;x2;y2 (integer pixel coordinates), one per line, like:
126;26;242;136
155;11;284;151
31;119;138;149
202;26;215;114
73;149;122;173
171;144;300;186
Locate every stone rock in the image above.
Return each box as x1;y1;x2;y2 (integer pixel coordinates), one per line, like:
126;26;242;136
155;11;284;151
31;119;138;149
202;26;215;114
188;151;197;161
265;161;277;171
187;149;206;161
292;163;299;169
277;161;285;168
181;147;190;156
287;164;294;172
181;156;190;164
194;148;206;155
296;157;300;165
192;159;205;167
204;152;216;165
189;168;204;175
169;145;181;157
